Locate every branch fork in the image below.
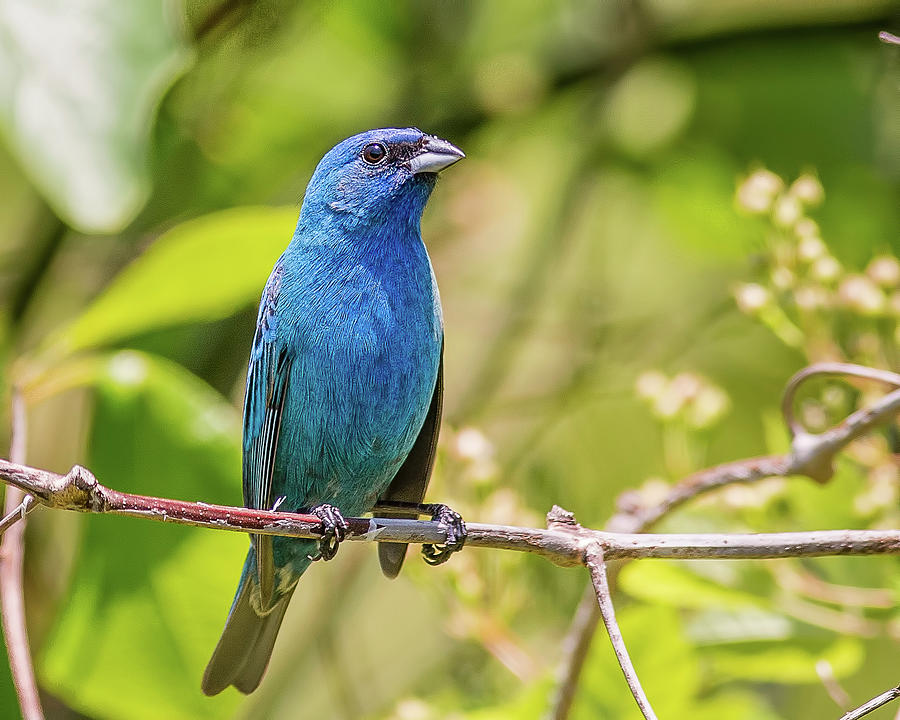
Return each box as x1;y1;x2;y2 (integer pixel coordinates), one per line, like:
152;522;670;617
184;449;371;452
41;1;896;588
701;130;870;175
3;362;900;720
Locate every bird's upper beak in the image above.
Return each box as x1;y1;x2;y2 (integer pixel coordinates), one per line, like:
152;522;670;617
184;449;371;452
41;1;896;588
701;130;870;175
409;136;465;174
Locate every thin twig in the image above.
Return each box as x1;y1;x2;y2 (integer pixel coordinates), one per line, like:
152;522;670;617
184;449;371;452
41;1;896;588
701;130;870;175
839;685;900;720
2;362;900;720
585;545;657;720
544;583;601;720
0;390;44;720
816;660;852;711
780;362;900;439
0;496;35;538
609;363;900;533
774;563;894;609
1;459;900;563
879;31;900;45
777;593;881;638
551;362;900;720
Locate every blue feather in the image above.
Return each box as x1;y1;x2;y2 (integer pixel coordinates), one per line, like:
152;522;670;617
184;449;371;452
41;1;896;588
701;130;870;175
202;128;462;695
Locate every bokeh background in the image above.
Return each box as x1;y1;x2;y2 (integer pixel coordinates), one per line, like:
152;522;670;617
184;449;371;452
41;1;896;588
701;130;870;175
0;1;898;718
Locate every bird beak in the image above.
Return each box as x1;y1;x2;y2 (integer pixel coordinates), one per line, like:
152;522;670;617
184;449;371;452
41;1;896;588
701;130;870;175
409;136;465;174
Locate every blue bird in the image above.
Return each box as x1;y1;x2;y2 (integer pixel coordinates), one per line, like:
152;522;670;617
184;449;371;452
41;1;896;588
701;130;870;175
202;128;466;695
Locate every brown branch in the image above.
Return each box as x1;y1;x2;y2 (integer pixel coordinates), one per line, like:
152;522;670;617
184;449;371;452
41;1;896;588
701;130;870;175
610;376;900;534
839;684;900;720
0;462;898;720
1;459;900;563
3;361;899;720
0;391;43;720
550;361;900;720
585;545;657;720
780;362;900;439
609;363;900;535
0;496;35;537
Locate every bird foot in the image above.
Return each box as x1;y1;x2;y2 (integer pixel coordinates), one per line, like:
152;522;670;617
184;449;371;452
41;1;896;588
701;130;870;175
421;504;467;566
310;504;348;561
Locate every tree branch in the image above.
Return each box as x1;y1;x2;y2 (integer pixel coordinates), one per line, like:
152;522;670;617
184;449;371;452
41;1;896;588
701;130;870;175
0;459;899;564
0;496;35;537
609;366;900;534
0;390;43;720
585;544;657;720
3;361;899;720
780;362;900;440
839;684;900;720
5;455;900;719
552;361;900;719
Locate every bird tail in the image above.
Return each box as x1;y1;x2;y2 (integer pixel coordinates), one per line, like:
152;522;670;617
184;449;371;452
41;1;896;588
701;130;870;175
201;550;296;696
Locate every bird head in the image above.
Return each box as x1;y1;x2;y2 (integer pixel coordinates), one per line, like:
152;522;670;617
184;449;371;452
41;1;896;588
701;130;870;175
298;128;464;231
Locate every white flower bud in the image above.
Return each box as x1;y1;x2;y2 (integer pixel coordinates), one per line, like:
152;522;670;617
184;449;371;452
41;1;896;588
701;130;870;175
797;234;826;262
810;255;842;283
794;285;829;311
839;275;886;315
794;218;820;240
866;255;900;288
687;385;730;429
773;194;802;228
789;174;824;206
670;372;703;402
734;283;771;314
771;267;795;289
455;427;494;463
654;385;685;419
635;370;668;401
736;169;784;213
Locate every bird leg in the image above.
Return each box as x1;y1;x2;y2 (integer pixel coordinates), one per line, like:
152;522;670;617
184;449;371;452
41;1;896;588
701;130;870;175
422;504;467;565
373;500;467;566
309;503;348;561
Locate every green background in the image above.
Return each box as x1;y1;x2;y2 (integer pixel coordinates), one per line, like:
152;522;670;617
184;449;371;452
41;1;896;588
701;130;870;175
0;1;898;718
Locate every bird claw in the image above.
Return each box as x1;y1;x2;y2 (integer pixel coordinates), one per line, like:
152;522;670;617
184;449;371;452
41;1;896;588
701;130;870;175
310;503;348;561
422;504;467;566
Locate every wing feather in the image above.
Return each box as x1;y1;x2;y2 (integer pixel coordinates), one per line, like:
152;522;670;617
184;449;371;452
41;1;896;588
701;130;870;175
242;261;291;608
377;343;444;577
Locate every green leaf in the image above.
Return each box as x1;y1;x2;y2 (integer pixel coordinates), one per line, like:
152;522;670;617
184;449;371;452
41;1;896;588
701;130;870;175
573;605;700;719
55;206;297;353
619;560;766;610
39;351;247;719
784;456;868;531
692;690;784;720
0;0;191;233
464;679;551;720
0;640;19;719
705;636;863;684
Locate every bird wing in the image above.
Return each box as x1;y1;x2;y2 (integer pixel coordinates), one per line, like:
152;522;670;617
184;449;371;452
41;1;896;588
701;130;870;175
242;260;291;607
377;341;444;577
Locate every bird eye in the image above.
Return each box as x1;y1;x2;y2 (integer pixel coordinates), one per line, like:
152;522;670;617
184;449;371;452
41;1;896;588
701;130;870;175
362;143;387;165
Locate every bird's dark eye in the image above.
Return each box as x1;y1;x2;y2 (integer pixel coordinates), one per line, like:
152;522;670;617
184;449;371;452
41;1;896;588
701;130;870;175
362;142;387;165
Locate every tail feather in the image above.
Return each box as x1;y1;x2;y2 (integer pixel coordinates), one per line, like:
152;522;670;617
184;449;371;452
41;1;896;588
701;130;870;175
232;592;292;693
202;552;295;696
378;536;410;578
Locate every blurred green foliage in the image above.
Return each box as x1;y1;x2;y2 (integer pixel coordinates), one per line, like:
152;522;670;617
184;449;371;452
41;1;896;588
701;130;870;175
0;1;898;718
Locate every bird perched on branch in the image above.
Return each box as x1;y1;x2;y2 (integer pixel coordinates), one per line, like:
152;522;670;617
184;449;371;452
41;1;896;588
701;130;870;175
202;128;467;696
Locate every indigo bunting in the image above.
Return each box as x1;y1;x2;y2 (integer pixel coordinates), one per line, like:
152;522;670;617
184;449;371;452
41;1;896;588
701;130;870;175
202;128;466;695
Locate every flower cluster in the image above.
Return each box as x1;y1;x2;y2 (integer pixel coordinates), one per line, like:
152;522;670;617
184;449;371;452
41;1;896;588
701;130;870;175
734;167;898;518
635;370;730;430
734;168;900;360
